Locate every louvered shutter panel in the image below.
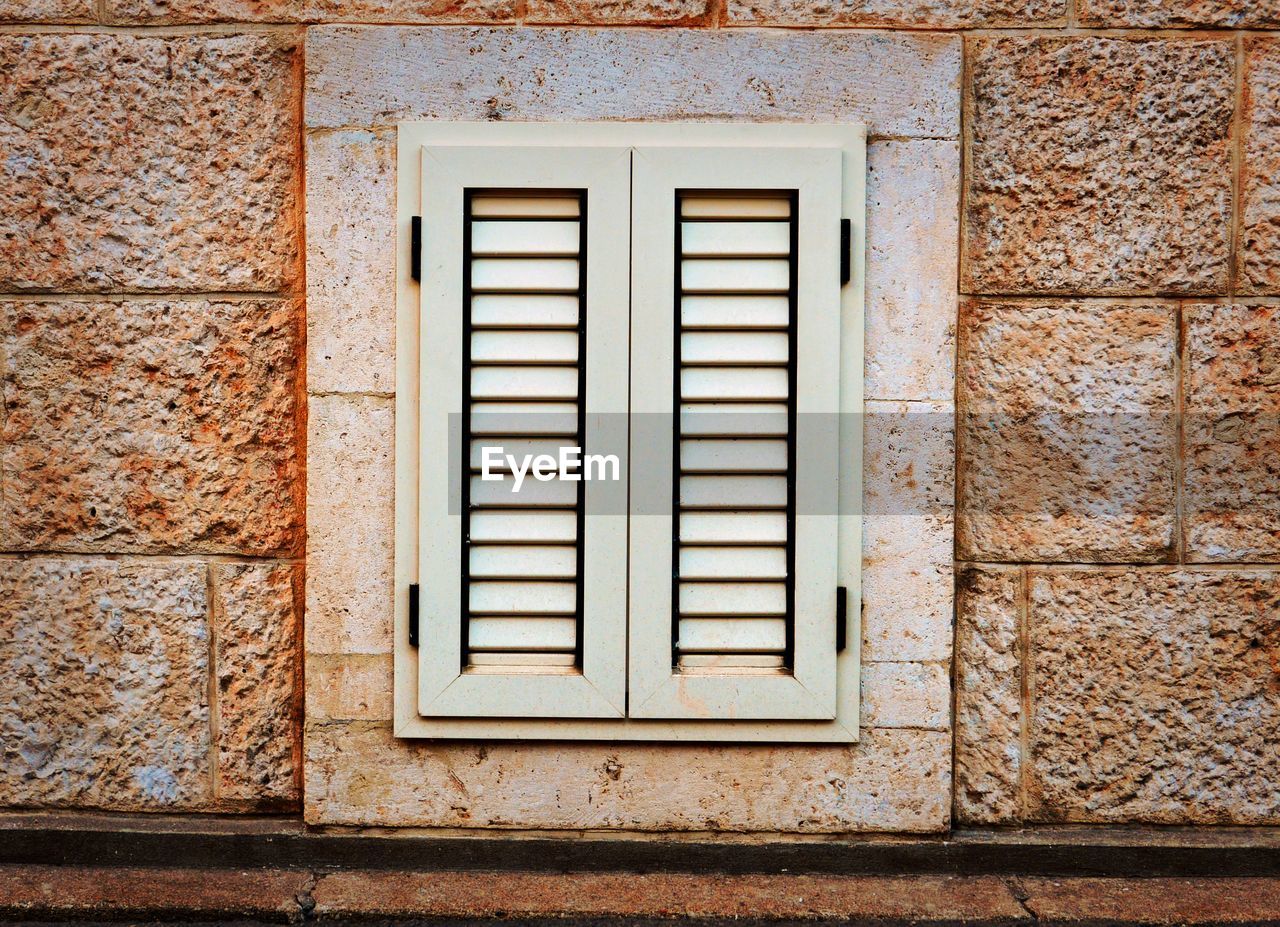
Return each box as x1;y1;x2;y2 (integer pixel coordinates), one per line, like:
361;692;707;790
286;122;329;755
628;147;843;721
415;146;629;719
675;193;795;671
466;193;584;670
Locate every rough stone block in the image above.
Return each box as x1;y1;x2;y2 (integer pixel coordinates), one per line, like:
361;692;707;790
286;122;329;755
0;33;300;292
305;723;950;831
305;27;961;139
963;37;1233;296
0;0;94;21
1021;878;1280;924
1;299;302;556
526;0;710;22
0;558;210;810
105;0;303;20
306;130;396;395
1241;39;1280;295
862;401;953;662
1027;569;1280;824
306;653;393;721
861;663;949;730
957;301;1177;562
866;140;957;402
1078;0;1280;26
214;563;301;806
306;395;395;655
307;0;516;21
954;566;1022;825
1184;304;1280;562
726;0;1063;26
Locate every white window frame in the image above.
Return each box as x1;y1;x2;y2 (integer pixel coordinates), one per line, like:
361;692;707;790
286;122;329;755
394;122;864;742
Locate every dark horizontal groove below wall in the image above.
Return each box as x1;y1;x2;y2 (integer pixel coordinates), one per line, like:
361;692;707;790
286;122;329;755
2;816;1279;877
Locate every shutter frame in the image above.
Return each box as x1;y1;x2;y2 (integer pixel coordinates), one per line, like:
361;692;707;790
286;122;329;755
414;145;631;719
627;147;843;722
393;122;865;743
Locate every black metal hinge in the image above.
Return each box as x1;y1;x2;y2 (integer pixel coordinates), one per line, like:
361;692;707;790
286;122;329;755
835;585;848;652
839;219;851;286
408;583;420;648
410;216;422;283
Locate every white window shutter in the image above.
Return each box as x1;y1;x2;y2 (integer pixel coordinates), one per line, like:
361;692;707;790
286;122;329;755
628;148;843;721
415;146;630;719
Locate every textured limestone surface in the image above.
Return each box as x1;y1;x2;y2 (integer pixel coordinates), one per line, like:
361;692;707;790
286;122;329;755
860;663;949;730
0;0;94;20
964;37;1233;296
306;654;393;721
1028;569;1280;824
305;395;395;655
865;141;957;403
305;27;961;138
1;300;302;556
1078;0;1280;25
1184;304;1280;562
306;131;396;396
214;563;301;805
305;723;951;831
957;301;1177;563
1241;39;1280;295
107;0;521;22
526;0;710;22
954;566;1021;825
862;401;953;662
0;33;300;292
0;559;210;810
726;0;1063;25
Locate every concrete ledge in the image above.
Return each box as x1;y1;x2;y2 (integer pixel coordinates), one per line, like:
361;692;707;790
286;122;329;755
1;814;1279;878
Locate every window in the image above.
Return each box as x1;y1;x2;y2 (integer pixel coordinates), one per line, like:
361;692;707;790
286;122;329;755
394;124;864;742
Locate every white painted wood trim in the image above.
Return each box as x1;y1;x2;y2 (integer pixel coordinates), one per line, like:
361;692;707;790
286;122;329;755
394;122;864;742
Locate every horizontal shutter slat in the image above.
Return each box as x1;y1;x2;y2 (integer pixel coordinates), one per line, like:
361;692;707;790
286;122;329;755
678;403;790;437
681;259;790;294
470;474;579;508
680;331;789;366
470;195;581;219
677;618;787;653
680;438;789;473
682;295;790;329
467;617;579;652
471;220;580;256
679;511;787;545
470;402;580;436
681;195;791;219
471;295;580;329
680;221;790;257
471;330;580;365
680;475;788;509
469;545;578;579
471;258;580;293
679;546;788;580
471;366;579;400
681;367;788;401
679;582;787;616
469;581;578;616
470;509;578;544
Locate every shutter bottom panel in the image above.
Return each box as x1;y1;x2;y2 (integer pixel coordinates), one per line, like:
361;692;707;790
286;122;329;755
463;191;585;671
674;191;796;671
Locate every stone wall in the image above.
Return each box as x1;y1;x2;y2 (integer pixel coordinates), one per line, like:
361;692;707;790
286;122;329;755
1;0;1277;828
